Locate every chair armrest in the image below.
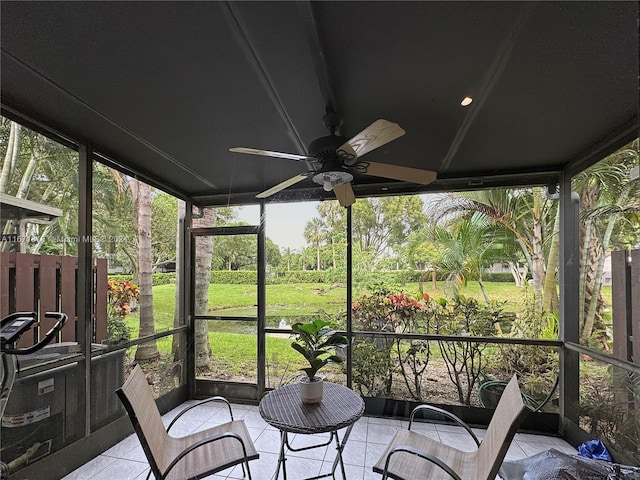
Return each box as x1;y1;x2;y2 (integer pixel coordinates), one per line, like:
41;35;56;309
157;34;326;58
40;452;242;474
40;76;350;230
166;396;235;433
382;445;462;480
409;404;480;447
160;430;250;480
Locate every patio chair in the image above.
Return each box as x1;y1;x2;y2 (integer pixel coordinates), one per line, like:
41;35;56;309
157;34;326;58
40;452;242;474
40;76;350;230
116;364;258;480
373;374;528;480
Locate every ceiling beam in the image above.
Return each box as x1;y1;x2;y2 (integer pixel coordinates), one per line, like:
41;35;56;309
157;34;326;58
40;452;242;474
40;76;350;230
222;1;308;155
297;2;338;122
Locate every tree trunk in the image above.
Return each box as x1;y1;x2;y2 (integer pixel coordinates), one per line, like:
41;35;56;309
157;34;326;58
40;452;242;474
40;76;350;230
509;261;527;288
531;212;545;303
134;181;160;361
316;245;321;270
193;208;215;370
0;121;21;194
581;184;631;340
578;181;600;340
172;200;186;360
331;237;336;269
525;187;546;307
2;138;40;250
478;276;491;305
542;204;560;313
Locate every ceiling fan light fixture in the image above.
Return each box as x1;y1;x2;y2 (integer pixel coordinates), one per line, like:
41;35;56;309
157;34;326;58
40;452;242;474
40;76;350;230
312;171;353;191
461;96;473;106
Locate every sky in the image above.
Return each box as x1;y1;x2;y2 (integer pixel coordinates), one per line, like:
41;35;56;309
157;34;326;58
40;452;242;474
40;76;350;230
235;202;321;251
234;193;440;252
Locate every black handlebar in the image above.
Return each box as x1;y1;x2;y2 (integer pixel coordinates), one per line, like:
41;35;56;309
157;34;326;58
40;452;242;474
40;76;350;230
1;312;68;355
0;311;37;329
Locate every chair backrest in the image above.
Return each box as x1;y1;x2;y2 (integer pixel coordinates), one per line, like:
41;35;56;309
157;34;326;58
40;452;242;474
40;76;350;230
116;364;169;476
476;374;528;479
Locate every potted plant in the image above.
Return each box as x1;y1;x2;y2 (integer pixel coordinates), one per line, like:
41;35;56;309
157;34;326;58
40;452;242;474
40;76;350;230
291;319;348;404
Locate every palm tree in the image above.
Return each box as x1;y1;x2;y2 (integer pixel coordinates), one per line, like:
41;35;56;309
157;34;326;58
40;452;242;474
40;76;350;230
432;212;500;304
282;247;293;271
317;201;346;269
304;217;325;270
193;207;216;369
0;120;21;194
172;199;185;361
572;140;639;341
542;204;560;313
131;179;160;361
430;188;555;307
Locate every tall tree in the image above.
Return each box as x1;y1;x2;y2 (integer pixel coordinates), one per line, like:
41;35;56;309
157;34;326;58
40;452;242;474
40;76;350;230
430;188;553;305
404;229;441;289
151;193;178;265
193;207;215;369
132;180;159;361
304;217;325;270
542;203;560;313
0;119;82;255
172;199;186;361
351;196;427;264
573;140;639;341
281;247;293;271
432;212;500;304
1;128;43;248
317;201;346;269
0;120;21;194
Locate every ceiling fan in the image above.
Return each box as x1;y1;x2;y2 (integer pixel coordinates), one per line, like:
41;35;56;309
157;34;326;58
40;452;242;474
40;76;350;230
229;113;437;207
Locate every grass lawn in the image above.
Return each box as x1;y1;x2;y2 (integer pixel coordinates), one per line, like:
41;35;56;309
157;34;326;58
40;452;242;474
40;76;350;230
123;281;613;362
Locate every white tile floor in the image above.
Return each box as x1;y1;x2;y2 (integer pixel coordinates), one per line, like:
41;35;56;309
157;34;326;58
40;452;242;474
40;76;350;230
62;400;577;480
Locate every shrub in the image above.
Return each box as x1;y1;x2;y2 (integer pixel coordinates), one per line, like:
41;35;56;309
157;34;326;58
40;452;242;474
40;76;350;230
481;272;515;283
106;279;139;344
352;339;394;397
486;297;559;402
108;273;176;286
210;270;257;284
432;295;497;405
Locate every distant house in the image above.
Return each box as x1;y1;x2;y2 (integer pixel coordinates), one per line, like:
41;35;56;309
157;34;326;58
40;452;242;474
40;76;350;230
153;261;176;273
602;253;612;287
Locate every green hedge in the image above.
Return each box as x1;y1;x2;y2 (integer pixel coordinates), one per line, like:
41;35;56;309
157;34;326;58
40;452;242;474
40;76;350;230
108;273;176;286
109;270;515;286
481;272;514;282
211;270;256;284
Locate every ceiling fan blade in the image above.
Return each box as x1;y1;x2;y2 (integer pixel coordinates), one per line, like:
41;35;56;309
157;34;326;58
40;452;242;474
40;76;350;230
256;173;310;198
230;147;314;162
333;182;356;207
337;119;405;163
361;161;437;185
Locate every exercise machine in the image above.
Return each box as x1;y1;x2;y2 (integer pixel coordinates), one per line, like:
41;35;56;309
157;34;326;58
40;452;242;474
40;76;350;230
0;311;67;480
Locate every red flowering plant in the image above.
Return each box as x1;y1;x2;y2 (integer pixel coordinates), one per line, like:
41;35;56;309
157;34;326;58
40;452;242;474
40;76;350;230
352;287;430;332
351;286;432;399
386;292;428;332
106;279;139;344
352;293;394;332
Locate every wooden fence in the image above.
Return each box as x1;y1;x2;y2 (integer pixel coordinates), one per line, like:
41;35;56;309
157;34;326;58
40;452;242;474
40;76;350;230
0;252;107;347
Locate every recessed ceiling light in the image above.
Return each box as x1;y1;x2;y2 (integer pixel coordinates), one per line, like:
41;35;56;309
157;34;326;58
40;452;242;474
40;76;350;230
461;96;473;106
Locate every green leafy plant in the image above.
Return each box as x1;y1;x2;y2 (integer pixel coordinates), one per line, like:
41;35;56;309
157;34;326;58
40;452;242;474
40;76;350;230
106;279;139;344
290;319;348;381
432;294;497;405
352;339;394;397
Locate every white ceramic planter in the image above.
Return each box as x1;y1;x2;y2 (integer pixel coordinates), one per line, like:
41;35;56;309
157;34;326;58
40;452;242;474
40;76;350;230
299;376;324;404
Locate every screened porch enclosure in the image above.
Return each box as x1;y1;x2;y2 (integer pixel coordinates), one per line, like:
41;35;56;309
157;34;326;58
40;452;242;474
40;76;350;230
1;1;638;479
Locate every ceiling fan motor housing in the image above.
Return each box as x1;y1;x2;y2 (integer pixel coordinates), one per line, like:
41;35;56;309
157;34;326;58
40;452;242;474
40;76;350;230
308;134;349;160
